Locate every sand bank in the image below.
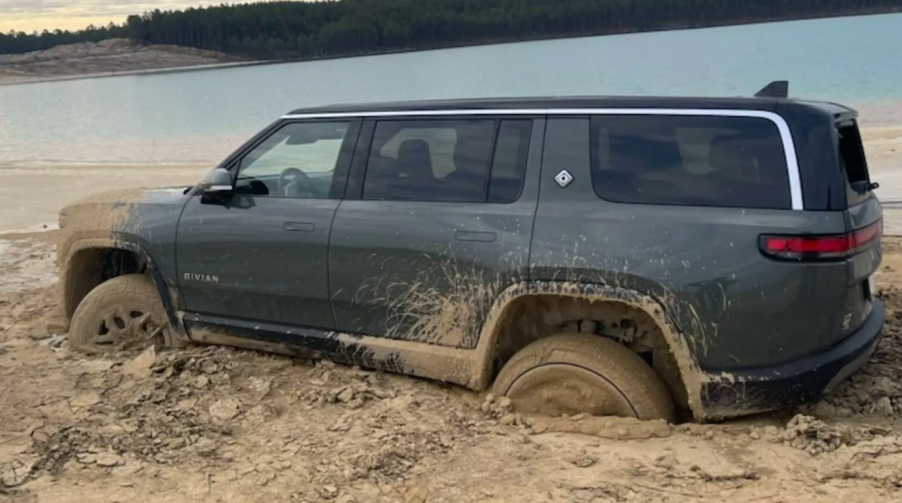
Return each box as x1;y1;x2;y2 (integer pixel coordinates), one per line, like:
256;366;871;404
0;39;241;85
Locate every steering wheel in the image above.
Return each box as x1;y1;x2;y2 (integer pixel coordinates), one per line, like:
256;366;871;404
278;167;313;197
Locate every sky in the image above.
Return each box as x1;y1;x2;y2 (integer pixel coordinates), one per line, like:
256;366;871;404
0;0;292;33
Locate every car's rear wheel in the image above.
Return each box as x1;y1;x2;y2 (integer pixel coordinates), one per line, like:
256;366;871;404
69;274;174;351
492;333;676;422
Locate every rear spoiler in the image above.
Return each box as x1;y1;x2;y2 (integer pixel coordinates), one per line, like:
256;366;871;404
755;80;789;98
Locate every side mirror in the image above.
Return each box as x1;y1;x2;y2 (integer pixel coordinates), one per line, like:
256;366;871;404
198;168;233;202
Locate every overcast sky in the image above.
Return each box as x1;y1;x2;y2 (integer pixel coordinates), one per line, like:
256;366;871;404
1;1;289;33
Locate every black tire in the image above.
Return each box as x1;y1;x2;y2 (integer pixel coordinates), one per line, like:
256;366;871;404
492;333;676;422
69;274;175;351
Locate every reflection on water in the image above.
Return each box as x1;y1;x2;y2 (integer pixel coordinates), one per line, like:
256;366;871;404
1;12;901;166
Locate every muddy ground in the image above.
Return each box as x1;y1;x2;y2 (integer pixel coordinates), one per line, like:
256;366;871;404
3;233;902;502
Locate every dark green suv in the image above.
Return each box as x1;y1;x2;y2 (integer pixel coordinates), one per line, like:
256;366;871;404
51;84;884;422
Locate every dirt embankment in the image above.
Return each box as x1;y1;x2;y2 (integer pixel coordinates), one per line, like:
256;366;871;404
3;233;902;502
0;39;241;85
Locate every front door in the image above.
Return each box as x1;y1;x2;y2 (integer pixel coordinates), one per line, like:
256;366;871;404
176;120;359;329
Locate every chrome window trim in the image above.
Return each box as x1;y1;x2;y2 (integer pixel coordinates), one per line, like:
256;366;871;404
282;108;803;210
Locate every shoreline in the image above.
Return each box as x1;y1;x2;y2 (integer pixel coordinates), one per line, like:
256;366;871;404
0;59;266;87
1;9;900;88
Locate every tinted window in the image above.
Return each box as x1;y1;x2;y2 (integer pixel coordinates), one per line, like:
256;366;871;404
590;115;791;209
489;120;532;203
363;119;496;202
837;119;871;205
236;121;349;199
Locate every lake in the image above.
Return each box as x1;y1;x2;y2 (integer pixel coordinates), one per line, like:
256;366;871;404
1;12;901;167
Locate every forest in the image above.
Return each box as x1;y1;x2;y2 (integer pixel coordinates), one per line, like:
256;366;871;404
1;0;900;58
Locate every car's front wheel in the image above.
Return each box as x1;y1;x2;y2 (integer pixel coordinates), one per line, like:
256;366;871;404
492;333;676;422
69;274;175;351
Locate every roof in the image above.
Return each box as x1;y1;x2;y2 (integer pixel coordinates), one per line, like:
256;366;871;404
285;95;856;117
287;96;781;116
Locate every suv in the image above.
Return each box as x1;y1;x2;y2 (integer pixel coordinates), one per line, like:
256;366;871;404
50;83;884;422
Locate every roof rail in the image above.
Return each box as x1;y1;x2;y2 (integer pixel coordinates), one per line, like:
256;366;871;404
755;80;789;98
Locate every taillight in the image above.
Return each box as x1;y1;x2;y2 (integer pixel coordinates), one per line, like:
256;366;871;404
760;219;882;261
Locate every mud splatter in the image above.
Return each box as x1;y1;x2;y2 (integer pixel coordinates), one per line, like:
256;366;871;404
357;261;509;349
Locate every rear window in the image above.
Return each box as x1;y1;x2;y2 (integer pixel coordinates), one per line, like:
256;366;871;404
590;115;791;210
836;119;872;205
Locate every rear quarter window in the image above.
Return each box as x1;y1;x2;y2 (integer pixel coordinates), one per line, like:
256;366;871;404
590;115;791;210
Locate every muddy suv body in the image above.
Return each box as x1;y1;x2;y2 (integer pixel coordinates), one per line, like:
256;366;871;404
53;88;884;421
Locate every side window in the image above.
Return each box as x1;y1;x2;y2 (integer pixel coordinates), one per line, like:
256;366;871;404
362;119;496;202
590;115;791;210
235;121;350;199
488;120;532;203
836;119;871;205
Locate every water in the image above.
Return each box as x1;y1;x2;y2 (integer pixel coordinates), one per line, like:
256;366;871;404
1;13;901;166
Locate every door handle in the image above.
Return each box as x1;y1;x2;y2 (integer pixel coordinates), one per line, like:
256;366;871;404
455;231;497;243
283;222;315;232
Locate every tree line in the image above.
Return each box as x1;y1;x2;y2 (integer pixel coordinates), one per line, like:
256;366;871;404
2;0;900;58
1;23;128;55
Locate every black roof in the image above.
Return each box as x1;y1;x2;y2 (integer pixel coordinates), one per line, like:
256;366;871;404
287;95;856;117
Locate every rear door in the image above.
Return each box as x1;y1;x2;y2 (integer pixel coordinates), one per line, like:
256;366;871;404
328;115;543;348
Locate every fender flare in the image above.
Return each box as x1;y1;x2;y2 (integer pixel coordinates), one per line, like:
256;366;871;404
60;237;184;335
468;281;706;415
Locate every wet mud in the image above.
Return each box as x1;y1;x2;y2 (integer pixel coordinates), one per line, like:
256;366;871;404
4;234;902;502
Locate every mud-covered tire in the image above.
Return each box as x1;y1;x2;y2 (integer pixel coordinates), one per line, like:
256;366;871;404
492;333;676;422
69;274;176;351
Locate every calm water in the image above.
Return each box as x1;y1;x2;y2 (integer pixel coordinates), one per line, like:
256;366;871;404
1;13;901;166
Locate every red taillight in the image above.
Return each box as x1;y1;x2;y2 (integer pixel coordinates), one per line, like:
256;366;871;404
761;219;882;260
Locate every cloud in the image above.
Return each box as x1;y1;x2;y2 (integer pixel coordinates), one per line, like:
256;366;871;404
0;1;291;33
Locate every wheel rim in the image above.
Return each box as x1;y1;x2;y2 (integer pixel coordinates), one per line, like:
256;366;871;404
504;364;639;418
94;306;166;349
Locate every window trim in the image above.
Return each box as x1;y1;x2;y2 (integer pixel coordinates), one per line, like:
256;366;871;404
283;109;803;210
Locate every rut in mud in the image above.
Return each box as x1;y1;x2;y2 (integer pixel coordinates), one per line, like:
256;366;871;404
3;233;902;502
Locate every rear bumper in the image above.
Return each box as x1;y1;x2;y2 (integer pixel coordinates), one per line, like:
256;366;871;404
699;300;884;419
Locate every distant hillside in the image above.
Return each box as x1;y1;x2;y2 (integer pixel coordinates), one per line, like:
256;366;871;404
0;39;237;84
2;0;901;61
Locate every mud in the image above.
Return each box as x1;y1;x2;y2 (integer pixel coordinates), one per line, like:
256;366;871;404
4;234;902;502
471;282;701;417
53;186;188;332
359;263;506;349
55;188;146;318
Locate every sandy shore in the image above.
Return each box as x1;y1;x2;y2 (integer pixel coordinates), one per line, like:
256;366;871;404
3;221;902;501
0;164;210;233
